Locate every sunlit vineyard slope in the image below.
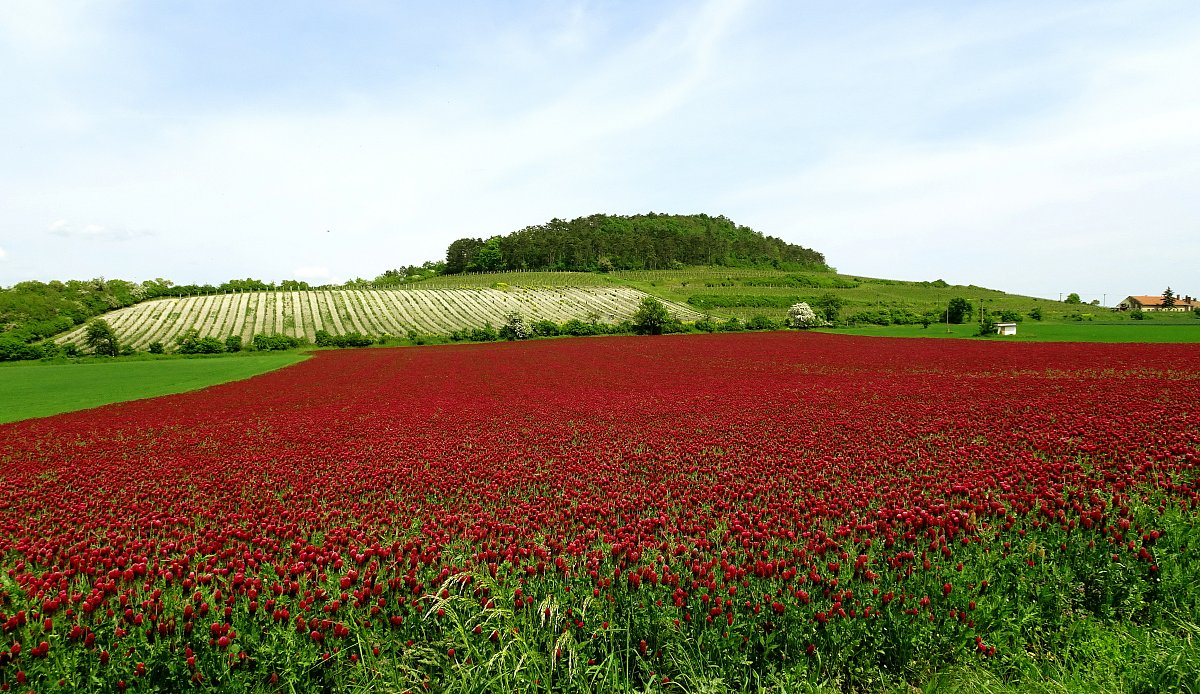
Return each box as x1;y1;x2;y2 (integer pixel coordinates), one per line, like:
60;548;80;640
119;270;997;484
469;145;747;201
53;287;703;348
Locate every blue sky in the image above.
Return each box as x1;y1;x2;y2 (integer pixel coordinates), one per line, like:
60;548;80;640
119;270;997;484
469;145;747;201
1;0;1197;301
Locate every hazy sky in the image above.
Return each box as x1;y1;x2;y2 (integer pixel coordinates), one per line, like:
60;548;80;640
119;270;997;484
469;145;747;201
2;1;1197;301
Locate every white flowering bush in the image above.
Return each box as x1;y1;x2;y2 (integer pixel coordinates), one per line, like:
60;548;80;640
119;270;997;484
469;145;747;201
787;302;825;329
499;312;531;340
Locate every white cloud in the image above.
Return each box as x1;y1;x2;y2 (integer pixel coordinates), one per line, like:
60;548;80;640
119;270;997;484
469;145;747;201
48;220;155;241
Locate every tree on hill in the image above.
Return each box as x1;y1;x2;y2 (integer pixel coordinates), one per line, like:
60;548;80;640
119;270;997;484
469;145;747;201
443;213;827;274
631;297;672;335
1162;287;1176;308
947;298;972;324
1064;293;1082;304
84;319;120;356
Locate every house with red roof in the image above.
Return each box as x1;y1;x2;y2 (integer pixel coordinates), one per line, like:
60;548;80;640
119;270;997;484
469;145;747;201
1118;294;1198;312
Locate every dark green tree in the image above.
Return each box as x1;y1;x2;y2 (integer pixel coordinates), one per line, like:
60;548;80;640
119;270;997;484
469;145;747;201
1064;293;1082;304
946;298;973;324
445;238;483;274
1162;287;1176;308
812;292;844;323
469;238;504;272
84;318;120;356
631;297;672;335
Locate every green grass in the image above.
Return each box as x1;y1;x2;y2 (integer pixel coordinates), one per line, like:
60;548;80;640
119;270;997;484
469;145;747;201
0;352;307;424
822;321;1200;342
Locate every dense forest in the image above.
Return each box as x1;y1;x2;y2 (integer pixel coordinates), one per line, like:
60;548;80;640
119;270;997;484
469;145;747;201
444;213;827;274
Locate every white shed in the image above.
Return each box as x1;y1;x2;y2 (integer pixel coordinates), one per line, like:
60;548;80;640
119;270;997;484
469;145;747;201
995;322;1017;336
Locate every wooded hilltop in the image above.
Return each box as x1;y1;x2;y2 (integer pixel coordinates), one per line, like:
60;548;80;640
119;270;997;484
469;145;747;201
443;213;827;274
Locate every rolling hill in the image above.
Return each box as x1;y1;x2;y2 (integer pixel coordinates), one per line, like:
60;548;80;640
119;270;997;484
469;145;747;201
53;286;704;349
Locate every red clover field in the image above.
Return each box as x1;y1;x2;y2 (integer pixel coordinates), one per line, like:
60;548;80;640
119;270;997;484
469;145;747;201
1;333;1198;692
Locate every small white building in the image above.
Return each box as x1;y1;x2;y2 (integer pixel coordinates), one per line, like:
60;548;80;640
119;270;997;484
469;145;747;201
995;322;1018;336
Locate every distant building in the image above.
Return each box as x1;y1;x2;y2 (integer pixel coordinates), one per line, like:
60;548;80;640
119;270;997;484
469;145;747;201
994;322;1017;336
1118;295;1198;312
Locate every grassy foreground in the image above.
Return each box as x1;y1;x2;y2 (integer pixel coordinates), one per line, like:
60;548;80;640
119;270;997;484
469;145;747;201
0;353;306;423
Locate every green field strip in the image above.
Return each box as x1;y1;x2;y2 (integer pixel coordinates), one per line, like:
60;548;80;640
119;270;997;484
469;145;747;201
0;353;308;424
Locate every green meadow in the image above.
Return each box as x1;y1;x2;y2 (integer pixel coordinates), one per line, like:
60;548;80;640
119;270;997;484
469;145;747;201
0;353;306;424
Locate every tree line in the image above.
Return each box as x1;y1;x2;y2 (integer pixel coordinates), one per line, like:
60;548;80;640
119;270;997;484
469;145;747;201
444;213;827;274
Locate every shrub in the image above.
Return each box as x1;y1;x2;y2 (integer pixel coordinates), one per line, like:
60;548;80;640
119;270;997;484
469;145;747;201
0;337;44;362
531;320;560;337
997;309;1023;323
946;298;972;324
176;329;225;354
1131;310;1145;320
787;303;825;329
560;319;600;337
85;318;120;357
61;343;80;357
694;317;717;333
718;317;745;332
609;320;635;335
812;292;844;323
467;324;498;342
746;315;780;331
251;334;301;351
1029;306;1043;321
631;297;672;335
147;342;165;354
225;335;243;353
499;313;530;341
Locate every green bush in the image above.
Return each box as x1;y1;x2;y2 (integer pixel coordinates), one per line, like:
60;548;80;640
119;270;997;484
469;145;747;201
176;329;225;354
468;324;498;342
225;335;243;353
147;342;165;354
947;298;972;324
560;319;602;337
251;334;302;351
1029;306;1043;321
0;337;44;361
631;297;672;335
1131;310;1145;320
746;315;781;331
531;320;560;337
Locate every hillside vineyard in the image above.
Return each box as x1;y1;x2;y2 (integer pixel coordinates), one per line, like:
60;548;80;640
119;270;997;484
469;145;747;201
53;288;704;348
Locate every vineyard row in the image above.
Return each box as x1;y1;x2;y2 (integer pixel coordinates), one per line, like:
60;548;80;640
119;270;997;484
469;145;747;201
54;287;705;348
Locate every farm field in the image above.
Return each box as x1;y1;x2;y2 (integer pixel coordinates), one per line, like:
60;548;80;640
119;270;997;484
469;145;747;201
0;354;306;424
51;287;702;349
606;268;1060;321
824;321;1200;342
0;334;1198;692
